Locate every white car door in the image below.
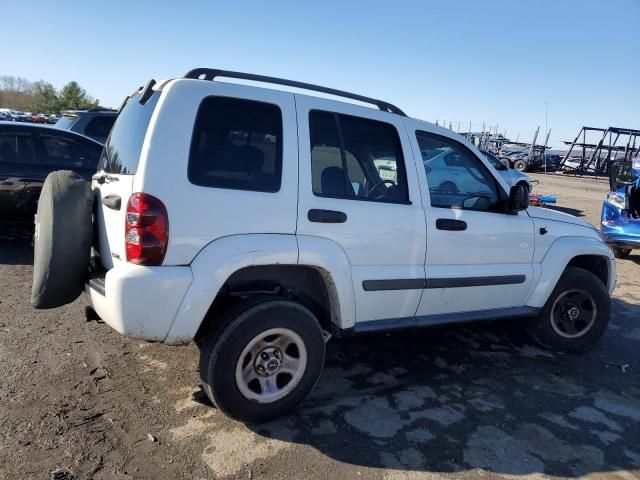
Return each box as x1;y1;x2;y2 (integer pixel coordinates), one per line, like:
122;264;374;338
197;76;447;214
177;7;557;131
407;123;536;323
295;95;427;329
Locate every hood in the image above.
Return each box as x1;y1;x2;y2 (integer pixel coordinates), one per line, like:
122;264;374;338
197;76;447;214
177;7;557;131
527;206;593;229
499;169;530;187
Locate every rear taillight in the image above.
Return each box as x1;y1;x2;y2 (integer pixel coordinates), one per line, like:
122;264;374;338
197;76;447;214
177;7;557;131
125;192;168;265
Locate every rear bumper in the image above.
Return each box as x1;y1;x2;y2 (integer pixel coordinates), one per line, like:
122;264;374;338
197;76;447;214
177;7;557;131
601;226;640;249
600;202;640;249
602;233;640;249
84;263;193;341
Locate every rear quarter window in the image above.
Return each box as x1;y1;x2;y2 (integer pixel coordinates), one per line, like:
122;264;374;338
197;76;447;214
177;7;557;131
98;92;160;174
188;96;283;193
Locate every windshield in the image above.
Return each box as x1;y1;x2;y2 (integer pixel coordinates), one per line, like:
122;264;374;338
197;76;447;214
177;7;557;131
481;150;506;170
98;91;160;174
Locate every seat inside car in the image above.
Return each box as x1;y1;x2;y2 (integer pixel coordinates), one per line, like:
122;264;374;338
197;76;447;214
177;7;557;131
321;165;354;196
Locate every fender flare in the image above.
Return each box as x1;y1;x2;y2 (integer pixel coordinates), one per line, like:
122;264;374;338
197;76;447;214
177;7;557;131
163;234;356;344
526;236;615;308
297;235;356;330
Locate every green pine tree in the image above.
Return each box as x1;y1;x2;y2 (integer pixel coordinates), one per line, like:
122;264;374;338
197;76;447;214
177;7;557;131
59;81;99;110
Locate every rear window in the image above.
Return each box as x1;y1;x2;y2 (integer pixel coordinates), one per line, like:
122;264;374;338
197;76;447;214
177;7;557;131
85;115;116;139
0;134;36;164
55;115;78;130
41;136;101;169
98;92;160;174
188;96;283;192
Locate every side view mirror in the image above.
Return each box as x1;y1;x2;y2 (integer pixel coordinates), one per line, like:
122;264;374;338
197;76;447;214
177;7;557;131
609;162;621;192
507;184;529;213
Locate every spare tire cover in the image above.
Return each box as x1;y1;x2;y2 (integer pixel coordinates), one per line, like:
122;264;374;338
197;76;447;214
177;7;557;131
31;170;93;309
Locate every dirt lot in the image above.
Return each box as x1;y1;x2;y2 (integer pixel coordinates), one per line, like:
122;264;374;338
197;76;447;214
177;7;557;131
1;173;638;480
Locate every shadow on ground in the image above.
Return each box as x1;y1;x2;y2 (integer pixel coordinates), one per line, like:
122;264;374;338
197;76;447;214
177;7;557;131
248;299;640;478
0;237;33;265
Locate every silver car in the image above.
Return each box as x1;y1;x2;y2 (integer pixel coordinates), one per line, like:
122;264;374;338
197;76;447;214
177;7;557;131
481;150;531;190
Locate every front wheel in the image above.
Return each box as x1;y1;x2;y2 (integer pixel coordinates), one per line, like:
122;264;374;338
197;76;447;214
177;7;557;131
528;267;610;352
199;298;326;423
613;247;632;259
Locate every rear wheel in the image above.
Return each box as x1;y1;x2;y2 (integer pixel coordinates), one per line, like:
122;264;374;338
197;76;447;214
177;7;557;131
199;298;325;423
613;247;632;259
513;160;527;172
528;267;610;352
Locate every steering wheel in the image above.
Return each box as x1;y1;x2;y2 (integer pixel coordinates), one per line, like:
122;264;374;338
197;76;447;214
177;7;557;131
437;181;459;194
366;180;396;198
461;193;493;209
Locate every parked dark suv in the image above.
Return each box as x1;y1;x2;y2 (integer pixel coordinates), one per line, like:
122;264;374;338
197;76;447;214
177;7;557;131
0;122;103;222
55;108;117;144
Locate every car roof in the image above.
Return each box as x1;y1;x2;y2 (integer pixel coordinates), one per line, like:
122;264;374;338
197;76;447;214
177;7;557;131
61;108;117;115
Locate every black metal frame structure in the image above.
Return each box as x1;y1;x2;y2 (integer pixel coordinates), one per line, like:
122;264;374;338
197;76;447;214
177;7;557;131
561;126;640;175
184;68;407;116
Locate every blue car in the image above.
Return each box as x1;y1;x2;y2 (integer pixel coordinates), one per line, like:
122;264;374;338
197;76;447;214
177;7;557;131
600;156;640;258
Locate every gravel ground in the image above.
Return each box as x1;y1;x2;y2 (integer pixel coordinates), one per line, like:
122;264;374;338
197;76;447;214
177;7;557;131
0;173;638;480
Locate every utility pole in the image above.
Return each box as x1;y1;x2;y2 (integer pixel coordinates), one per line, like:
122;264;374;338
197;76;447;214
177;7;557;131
543;129;551;174
545;102;548;135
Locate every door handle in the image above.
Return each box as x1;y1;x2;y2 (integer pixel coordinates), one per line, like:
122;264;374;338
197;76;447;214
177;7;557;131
308;209;347;223
436;218;467;231
102;194;121;211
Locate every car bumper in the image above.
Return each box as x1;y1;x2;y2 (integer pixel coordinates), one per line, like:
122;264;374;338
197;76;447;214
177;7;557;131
602;232;640;249
84;263;193;341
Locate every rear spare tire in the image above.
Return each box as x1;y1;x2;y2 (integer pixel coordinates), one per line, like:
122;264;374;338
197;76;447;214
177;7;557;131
31;170;93;309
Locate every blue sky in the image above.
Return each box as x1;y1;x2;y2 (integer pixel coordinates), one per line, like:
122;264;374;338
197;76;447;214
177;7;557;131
1;0;638;148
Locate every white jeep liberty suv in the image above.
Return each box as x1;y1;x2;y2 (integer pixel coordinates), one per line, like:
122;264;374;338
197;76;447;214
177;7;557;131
31;69;616;423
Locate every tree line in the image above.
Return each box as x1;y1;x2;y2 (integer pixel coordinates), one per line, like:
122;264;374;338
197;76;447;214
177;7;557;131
0;75;100;114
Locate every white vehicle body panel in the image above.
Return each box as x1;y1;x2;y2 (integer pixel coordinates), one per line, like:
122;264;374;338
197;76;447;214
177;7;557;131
294;95;427;324
85;263;192;340
296;235;356;329
85;77;617;345
94;176;134;269
526;236;616;307
164;234;298;344
404;118;536;315
139;79;300;265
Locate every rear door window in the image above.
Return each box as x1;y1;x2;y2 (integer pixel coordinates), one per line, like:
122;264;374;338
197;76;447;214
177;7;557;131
188;97;283;192
98;92;160;174
41;136;101;170
0;134;36;165
309;111;409;203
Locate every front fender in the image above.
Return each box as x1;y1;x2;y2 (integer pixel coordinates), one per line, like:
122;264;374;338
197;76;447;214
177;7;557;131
164;234;298;344
526;236;616;308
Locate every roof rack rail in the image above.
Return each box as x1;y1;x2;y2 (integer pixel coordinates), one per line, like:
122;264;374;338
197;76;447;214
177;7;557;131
184;68;407;116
